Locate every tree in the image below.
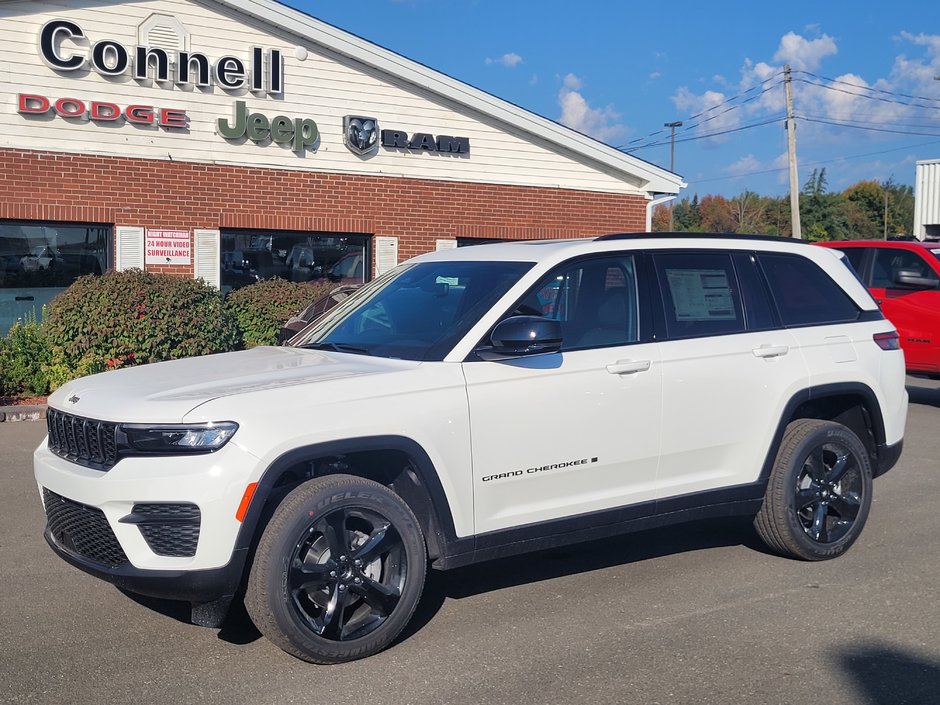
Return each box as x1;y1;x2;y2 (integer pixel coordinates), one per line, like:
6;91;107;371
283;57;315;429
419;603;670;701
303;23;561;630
844;180;883;236
730;191;766;234
886;182;914;237
651;203;670;231
699;195;735;233
800;168;850;241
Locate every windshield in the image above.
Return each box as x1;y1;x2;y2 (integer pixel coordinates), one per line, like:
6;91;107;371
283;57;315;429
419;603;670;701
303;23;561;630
290;260;534;360
930;248;940;264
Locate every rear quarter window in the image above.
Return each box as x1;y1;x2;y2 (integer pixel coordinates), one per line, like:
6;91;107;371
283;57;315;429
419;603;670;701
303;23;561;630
758;253;860;327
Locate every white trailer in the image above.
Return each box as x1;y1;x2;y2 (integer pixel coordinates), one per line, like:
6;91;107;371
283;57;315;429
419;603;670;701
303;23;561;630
914;159;940;241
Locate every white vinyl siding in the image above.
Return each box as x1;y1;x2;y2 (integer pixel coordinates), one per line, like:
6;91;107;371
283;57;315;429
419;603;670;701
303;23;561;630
0;0;650;195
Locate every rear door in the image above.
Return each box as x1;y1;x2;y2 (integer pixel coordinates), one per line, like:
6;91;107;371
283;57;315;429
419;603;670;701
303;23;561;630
654;251;807;497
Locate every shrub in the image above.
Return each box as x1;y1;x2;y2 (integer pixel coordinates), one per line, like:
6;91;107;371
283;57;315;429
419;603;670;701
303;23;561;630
0;313;52;396
43;270;240;371
225;278;336;347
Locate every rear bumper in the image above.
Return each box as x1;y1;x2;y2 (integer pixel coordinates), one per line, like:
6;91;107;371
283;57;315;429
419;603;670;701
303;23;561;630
875;439;903;478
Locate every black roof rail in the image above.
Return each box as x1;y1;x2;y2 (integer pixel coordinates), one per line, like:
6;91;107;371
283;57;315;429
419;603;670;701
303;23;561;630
595;232;813;246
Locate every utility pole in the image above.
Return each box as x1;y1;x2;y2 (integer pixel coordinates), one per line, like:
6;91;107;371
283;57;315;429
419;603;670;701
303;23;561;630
665;121;683;230
784;65;802;239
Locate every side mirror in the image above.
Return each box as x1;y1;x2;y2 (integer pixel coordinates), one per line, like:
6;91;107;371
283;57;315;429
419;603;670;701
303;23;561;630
482;316;563;358
894;269;940;289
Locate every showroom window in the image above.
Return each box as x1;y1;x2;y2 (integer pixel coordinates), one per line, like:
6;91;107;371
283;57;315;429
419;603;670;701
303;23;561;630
0;221;110;334
219;230;370;294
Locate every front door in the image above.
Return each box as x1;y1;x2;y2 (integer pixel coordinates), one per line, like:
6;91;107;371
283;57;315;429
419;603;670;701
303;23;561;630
463;254;663;534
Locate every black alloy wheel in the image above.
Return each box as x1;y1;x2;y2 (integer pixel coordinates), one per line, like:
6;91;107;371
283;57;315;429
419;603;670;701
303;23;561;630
246;474;427;663
755;419;873;561
287;506;406;641
793;442;864;544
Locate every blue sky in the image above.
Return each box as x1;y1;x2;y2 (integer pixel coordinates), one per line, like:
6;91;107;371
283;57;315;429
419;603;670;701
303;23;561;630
291;1;940;199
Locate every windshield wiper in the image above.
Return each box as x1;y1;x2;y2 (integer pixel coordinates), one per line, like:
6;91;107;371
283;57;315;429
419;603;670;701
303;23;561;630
300;341;372;355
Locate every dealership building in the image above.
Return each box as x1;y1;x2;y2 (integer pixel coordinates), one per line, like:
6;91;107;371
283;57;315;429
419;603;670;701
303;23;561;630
0;0;683;334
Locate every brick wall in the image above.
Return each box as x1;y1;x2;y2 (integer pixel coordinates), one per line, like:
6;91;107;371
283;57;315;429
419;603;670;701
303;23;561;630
0;148;649;276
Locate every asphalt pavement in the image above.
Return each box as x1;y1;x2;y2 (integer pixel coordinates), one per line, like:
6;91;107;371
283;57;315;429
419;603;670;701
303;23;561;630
2;379;939;705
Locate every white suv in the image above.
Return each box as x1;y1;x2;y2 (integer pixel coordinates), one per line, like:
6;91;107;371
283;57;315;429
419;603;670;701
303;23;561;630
35;234;907;664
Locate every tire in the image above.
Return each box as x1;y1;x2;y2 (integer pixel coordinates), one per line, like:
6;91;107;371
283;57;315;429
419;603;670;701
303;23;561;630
755;419;873;561
245;474;426;663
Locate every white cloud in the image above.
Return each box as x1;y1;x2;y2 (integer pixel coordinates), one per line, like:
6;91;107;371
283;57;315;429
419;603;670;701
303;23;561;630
557;73;629;144
773;31;838;71
671;87;741;145
649;71;661;81
898;31;940;57
485;52;523;68
726;154;762;175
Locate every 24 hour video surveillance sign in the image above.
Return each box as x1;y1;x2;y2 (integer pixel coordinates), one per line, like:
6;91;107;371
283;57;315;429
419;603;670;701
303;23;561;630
146;229;191;265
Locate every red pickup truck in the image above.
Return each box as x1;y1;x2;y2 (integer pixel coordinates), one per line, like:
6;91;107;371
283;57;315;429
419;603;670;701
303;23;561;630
819;240;940;377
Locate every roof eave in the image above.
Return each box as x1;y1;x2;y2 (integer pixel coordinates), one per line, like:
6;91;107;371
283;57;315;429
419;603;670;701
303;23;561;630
211;0;684;195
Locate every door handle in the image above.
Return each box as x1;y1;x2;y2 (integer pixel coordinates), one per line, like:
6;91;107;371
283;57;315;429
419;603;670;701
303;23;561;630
752;344;789;358
606;359;651;375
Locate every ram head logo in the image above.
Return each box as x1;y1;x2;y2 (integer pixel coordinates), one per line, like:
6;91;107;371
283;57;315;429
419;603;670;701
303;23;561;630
343;116;379;155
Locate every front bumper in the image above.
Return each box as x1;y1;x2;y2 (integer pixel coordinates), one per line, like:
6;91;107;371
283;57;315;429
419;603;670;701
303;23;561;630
34;436;261;600
46;527;248;605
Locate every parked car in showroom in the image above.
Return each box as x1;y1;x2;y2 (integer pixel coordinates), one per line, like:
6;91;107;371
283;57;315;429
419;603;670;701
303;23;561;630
819;239;940;377
20;245;62;271
36;234;906;664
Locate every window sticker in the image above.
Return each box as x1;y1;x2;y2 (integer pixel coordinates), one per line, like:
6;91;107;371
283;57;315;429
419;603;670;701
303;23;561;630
666;269;736;321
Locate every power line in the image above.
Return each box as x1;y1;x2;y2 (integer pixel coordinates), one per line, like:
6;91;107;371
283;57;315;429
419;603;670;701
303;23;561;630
622;116;785;152
795;69;940;106
799;112;940;130
692;138;940;184
798;115;940;138
793;77;939;110
617;72;783;149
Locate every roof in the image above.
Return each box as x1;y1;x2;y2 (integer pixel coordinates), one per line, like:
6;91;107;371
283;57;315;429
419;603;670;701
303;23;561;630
409;232;826;265
821;240;940;250
211;0;685;196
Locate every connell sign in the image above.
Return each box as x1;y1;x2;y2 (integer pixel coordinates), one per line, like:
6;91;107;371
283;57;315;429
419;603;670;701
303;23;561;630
39;19;284;95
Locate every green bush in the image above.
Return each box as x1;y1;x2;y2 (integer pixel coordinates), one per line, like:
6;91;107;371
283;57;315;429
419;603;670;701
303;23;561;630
0;314;51;396
43;270;240;371
225;278;335;347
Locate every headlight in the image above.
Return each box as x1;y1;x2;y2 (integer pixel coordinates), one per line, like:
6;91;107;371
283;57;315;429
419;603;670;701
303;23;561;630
119;422;239;454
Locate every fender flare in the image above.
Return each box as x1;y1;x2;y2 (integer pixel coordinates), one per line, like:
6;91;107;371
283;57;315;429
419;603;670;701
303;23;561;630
757;381;887;483
231;435;461;568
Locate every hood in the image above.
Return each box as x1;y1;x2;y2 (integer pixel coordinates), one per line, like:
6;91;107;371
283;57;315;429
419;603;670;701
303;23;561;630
47;346;421;423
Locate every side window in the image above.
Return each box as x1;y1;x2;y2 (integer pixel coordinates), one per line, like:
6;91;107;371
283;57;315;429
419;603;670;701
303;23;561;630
840;247;867;279
759;253;860;327
654;252;745;338
516;255;639;351
872;248;939;289
732;253;776;331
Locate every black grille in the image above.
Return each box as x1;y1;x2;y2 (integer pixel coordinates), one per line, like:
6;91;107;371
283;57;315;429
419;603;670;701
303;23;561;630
43;489;128;567
132;503;201;557
46;408;118;470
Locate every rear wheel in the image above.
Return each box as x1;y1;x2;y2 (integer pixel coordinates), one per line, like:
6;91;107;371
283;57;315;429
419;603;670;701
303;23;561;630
755;419;873;561
245;474;426;663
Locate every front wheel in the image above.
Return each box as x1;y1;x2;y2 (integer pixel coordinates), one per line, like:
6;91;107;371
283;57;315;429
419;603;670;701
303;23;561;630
755;419;873;561
245;474;427;663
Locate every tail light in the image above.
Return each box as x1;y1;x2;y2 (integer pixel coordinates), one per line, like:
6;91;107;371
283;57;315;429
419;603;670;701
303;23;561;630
873;331;900;351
